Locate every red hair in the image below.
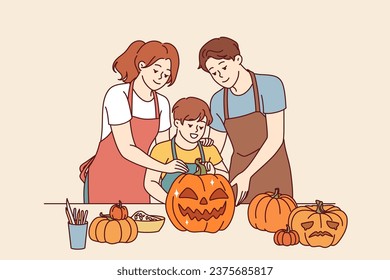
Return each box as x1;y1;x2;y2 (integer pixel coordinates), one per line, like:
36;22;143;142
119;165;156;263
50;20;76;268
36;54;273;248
198;37;240;72
112;40;180;86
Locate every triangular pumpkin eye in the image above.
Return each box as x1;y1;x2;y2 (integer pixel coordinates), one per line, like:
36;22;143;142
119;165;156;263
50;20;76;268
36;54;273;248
210;188;228;200
326;221;339;230
301;221;314;230
179;188;198;200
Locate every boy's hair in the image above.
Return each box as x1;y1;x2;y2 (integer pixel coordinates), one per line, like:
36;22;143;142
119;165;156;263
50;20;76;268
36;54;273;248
198;37;241;72
172;97;213;125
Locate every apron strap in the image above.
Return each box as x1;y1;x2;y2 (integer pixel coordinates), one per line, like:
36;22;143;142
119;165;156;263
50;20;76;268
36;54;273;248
171;137;206;162
223;70;263;119
128;82;160;118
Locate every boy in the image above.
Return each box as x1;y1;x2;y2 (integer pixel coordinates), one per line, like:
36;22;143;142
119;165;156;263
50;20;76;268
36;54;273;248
144;97;229;203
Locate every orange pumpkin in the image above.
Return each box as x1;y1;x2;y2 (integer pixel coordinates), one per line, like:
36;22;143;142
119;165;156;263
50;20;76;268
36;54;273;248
109;200;128;220
273;224;300;246
89;212;138;244
288;200;348;248
165;159;235;233
248;188;297;233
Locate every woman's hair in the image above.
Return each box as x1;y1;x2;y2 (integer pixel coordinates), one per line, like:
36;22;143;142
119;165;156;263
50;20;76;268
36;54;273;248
112;40;179;85
198;37;240;72
172;97;213;126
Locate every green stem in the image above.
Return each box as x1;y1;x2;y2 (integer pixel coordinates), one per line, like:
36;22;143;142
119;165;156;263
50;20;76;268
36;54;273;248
194;158;207;175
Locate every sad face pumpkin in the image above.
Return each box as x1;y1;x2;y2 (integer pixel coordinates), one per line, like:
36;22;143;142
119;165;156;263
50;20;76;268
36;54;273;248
288;200;348;248
165;170;235;233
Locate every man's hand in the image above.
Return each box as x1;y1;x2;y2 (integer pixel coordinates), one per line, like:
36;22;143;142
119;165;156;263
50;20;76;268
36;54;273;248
231;172;250;205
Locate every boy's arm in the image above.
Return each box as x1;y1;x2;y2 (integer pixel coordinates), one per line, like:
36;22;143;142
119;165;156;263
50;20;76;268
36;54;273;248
144;169;167;203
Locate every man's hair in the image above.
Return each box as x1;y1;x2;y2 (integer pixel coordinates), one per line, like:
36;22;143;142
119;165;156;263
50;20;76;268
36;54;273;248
198;37;241;72
172;97;213;125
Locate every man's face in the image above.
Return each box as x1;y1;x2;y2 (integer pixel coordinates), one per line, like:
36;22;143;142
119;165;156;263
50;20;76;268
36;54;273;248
175;117;207;144
205;56;241;88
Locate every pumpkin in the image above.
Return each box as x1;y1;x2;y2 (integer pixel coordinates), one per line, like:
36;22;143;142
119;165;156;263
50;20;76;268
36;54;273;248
273;224;300;246
165;159;235;233
288;200;348;248
89;202;138;244
248;188;297;233
109;200;128;220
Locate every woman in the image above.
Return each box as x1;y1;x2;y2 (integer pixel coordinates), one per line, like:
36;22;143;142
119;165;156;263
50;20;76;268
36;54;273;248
198;37;293;205
79;40;188;203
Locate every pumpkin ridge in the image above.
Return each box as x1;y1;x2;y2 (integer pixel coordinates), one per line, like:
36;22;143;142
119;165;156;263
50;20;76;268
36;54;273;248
253;195;268;220
95;219;106;242
264;196;275;223
170;195;186;231
328;211;346;226
115;220;123;243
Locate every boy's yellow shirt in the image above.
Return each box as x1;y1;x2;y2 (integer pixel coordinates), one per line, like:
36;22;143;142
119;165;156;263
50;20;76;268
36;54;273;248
150;139;223;178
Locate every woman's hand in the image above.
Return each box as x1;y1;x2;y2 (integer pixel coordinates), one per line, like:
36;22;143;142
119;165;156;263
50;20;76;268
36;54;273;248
199;138;214;147
231;172;250;206
164;159;188;174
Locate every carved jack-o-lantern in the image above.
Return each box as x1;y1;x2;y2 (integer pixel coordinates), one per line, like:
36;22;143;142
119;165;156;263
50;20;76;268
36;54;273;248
288;200;348;248
165;160;235;233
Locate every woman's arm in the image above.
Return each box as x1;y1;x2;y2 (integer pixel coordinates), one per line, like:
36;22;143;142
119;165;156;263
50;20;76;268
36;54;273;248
155;129;169;144
111;122;188;173
144;169;166;203
233;110;285;204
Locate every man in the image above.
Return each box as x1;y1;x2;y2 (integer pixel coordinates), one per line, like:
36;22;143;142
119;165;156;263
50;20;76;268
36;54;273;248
144;97;229;203
198;36;293;205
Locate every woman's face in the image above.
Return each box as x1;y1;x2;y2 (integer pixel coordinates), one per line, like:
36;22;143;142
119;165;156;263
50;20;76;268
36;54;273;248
139;59;171;91
205;56;241;88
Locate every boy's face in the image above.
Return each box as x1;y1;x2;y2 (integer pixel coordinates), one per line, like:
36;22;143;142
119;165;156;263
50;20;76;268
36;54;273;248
175;117;207;144
205;56;242;88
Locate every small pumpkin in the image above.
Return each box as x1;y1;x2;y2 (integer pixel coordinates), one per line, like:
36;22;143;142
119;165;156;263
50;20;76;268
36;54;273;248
248;188;297;233
165;159;235;233
109;200;128;220
288;200;348;248
273;224;300;246
89;202;138;244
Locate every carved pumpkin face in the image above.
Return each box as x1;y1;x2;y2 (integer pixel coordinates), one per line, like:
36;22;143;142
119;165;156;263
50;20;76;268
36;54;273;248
288;200;348;248
166;172;235;233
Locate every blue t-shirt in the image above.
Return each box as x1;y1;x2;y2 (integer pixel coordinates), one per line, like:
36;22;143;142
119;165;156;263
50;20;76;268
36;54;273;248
210;74;287;132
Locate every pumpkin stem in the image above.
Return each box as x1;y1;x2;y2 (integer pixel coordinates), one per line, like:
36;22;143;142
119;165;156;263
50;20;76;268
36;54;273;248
194;158;208;175
99;212;112;220
271;188;280;199
118;200;122;208
285;224;291;232
315;200;325;214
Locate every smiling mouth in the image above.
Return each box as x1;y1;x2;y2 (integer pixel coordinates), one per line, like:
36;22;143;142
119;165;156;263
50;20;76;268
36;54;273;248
153;79;161;85
309;231;333;238
221;77;230;83
179;202;226;221
190;133;198;139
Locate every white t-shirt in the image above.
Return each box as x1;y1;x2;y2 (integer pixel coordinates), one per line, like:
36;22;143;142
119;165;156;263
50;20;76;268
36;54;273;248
101;83;171;140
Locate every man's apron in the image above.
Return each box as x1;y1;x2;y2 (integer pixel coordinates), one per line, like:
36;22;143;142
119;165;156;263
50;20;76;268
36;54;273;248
223;71;293;203
79;82;160;203
160;137;205;192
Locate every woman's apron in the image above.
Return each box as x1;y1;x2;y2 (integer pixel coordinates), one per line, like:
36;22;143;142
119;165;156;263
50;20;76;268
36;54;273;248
224;71;293;203
160;137;205;192
79;82;160;203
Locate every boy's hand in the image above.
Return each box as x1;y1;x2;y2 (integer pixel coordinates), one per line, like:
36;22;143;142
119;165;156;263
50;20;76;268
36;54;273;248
204;162;216;174
200;138;214;147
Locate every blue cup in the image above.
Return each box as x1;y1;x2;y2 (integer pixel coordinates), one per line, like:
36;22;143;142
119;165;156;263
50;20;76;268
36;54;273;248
68;222;88;250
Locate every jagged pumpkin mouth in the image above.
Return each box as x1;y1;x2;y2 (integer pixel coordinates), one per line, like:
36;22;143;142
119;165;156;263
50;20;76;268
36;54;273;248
178;202;227;221
309;231;333;238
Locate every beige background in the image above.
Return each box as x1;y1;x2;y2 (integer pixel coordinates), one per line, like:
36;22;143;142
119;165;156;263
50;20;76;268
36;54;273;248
1;0;389;259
